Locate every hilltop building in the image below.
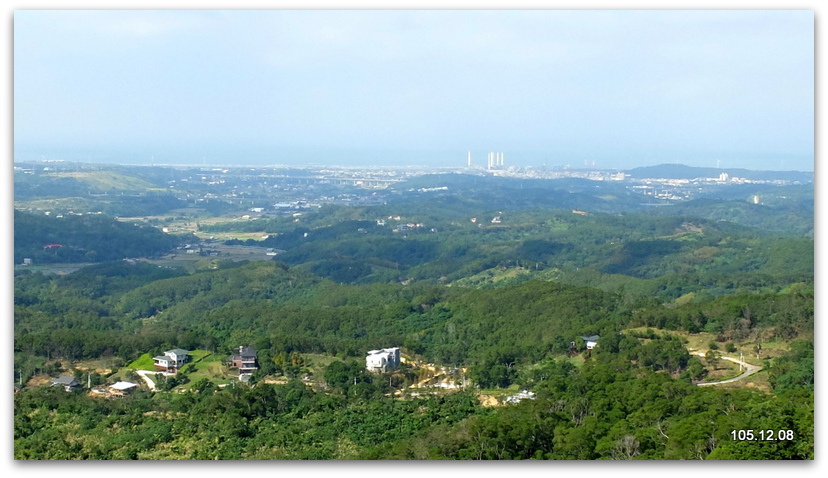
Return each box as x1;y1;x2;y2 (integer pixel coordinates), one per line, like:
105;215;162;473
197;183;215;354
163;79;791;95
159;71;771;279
153;349;190;373
581;335;600;350
228;346;259;374
366;347;401;373
50;375;82;392
108;381;138;397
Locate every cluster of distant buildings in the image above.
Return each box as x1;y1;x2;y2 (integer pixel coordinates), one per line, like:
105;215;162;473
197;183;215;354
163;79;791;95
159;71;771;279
30;338;602;398
49;375;139;398
31;345;262;396
464;151;508;171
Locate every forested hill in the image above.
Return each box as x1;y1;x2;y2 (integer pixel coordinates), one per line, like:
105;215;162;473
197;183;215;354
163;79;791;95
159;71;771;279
16;258;812;371
626;164;813;182
13;257;814;460
13;209;184;264
13;250;814;459
645;196;813;237
208;207;813;300
385;174;814;235
387;174;644;213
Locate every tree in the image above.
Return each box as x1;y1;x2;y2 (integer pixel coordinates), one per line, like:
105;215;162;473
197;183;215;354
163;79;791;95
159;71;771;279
612;435;641;460
573;337;586;353
705;349;720;370
683;357;706;381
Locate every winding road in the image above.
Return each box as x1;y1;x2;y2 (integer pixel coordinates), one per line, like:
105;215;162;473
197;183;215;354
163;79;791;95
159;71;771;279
135;369;174;391
694;352;762;387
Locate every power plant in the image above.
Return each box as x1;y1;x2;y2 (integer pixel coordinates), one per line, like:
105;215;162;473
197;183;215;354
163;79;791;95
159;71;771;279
465;151;506;170
487;152;505;170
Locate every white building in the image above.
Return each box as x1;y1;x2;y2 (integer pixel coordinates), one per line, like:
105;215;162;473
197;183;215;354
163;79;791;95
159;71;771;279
581;335;599;350
366;347;401;373
505;390;536;404
108;381;138;397
153;348;190;373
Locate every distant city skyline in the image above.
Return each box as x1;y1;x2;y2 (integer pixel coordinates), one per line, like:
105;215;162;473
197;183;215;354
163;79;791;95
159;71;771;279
14;10;814;171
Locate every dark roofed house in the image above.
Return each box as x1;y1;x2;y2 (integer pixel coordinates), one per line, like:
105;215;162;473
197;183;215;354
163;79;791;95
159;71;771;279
51;375;82;392
228;346;258;374
580;335;600;350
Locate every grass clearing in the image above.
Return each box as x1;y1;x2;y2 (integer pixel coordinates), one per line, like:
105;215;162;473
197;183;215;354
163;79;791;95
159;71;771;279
14;263;93;275
303;353;341;372
48;171;159;191
128;353;156;371
715;369;773;393
703;356;743;381
625;326;780;360
177;353;233;388
71;357;125;375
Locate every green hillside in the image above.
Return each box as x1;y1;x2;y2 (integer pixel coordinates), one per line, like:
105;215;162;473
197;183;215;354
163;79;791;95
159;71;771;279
13;209;183;264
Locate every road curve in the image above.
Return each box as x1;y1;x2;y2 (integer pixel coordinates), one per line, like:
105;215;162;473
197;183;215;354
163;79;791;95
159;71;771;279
694;352;762;386
135;370;158;391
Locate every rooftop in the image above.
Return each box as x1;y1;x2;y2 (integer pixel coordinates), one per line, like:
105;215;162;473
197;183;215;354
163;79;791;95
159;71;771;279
51;375;80;385
109;381;138;390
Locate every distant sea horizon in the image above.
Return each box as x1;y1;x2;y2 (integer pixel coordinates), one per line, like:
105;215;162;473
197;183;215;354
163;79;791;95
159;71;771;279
12;144;814;173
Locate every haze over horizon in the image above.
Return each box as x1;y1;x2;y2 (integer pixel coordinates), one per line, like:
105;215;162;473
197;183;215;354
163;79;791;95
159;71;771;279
14;10;814;172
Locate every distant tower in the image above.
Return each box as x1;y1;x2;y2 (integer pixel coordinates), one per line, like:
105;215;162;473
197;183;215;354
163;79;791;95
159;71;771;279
488;152;505;169
467;151;472;167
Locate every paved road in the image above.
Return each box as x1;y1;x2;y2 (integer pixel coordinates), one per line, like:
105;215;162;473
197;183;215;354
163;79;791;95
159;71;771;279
135;369;174;391
694;352;762;386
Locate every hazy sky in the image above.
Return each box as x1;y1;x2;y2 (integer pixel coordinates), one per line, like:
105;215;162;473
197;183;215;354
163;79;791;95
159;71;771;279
13;10;814;170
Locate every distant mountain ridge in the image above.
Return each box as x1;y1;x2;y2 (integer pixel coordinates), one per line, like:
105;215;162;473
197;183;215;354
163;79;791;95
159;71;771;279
626;164;813;182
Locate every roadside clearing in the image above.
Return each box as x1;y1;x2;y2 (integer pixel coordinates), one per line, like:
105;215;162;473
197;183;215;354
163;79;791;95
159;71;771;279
694;352;762;387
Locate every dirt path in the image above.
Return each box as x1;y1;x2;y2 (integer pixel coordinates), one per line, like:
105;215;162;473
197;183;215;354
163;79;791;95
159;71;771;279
135;370;160;391
694;352;762;387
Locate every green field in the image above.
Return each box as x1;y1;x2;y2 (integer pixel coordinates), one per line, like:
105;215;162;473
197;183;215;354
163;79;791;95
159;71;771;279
127;353;156;371
49;171;160;191
176;352;233;388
